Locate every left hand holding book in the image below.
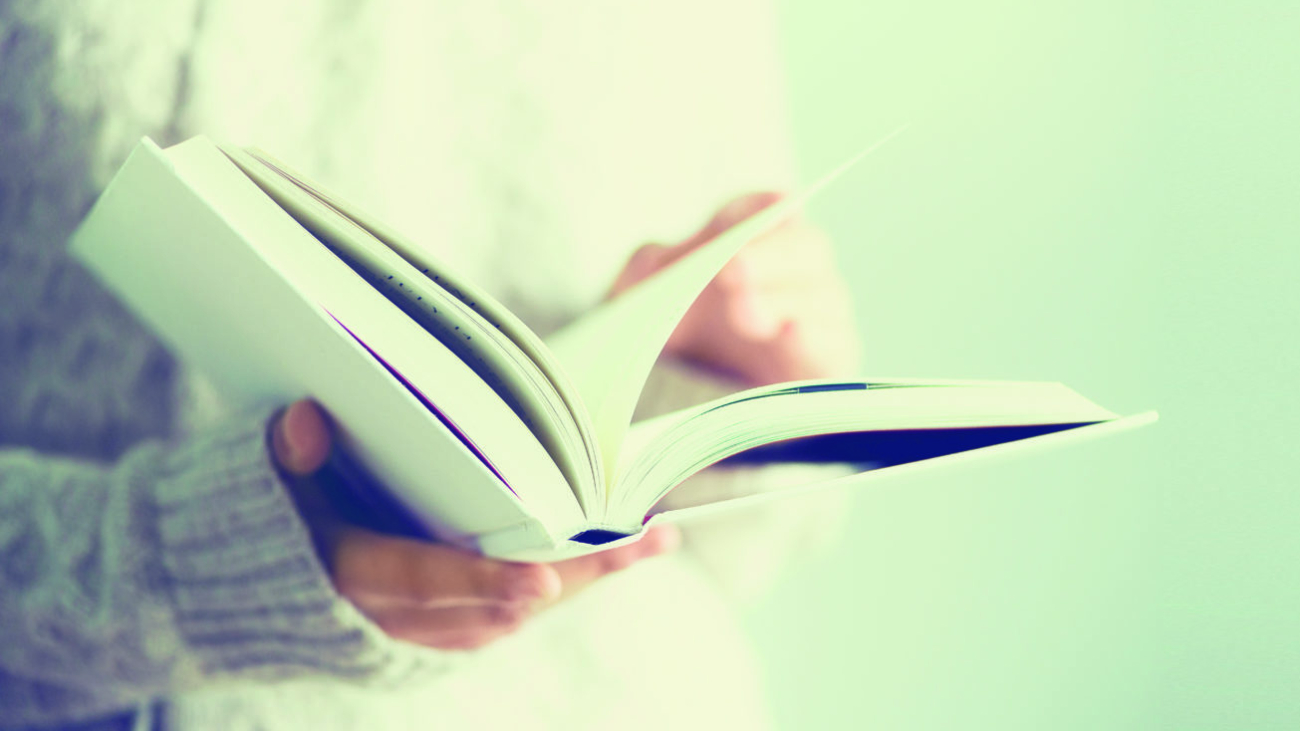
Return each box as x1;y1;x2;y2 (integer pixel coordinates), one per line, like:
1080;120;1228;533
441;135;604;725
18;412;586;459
261;183;807;650
270;400;680;651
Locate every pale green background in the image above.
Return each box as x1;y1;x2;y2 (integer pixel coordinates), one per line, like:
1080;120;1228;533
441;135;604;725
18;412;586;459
747;1;1298;729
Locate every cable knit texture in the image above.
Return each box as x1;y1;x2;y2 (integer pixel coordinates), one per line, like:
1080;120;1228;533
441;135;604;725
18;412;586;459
0;415;398;727
0;0;191;460
0;2;406;726
0;0;846;728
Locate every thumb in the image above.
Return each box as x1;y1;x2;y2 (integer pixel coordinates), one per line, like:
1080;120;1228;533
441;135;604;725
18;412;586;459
271;400;333;476
607;241;676;299
675;191;785;254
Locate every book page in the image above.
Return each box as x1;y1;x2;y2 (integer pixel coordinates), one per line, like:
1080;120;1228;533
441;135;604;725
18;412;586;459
612;378;1120;517
69;138;584;544
546;130;907;491
644;411;1159;530
225;147;602;511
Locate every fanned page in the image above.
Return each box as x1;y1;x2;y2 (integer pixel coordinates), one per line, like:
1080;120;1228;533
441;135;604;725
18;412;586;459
68;138;582;546
640;410;1158;534
610;378;1121;520
546;130;907;490
222;147;605;514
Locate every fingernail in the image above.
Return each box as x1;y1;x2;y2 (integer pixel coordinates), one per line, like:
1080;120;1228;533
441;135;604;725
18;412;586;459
273;411;300;472
286;406;313;468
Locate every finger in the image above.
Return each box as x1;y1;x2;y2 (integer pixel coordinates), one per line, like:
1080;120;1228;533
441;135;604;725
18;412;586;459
722;273;782;340
755;319;862;384
745;275;855;322
271;400;333;476
641;522;683;554
672;191;785;258
367;602;531;649
725;226;837;290
746;320;810;385
607;242;675;298
708;225;836;318
331;528;562;608
552;523;681;593
415;625;520;652
715;260;848;342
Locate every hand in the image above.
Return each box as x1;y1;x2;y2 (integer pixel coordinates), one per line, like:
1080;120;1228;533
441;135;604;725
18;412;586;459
608;192;862;386
271;400;680;650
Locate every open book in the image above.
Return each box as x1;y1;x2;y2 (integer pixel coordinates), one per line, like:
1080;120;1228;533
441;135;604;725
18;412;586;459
69;135;1156;560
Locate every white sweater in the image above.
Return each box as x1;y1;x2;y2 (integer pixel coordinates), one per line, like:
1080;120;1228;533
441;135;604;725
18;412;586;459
0;1;842;728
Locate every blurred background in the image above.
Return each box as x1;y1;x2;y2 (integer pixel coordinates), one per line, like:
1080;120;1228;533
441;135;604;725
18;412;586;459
748;1;1298;728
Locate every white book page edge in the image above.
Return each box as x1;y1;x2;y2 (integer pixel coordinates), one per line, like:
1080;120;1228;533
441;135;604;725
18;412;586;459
647;410;1159;528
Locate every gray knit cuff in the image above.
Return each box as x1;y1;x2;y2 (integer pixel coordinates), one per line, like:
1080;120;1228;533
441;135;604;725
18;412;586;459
150;408;395;682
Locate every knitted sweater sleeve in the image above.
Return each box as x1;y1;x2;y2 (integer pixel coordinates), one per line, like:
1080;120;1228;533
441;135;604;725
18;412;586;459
0;412;397;728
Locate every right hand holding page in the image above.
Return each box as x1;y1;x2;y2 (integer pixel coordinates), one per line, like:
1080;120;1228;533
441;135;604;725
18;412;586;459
607;191;862;387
